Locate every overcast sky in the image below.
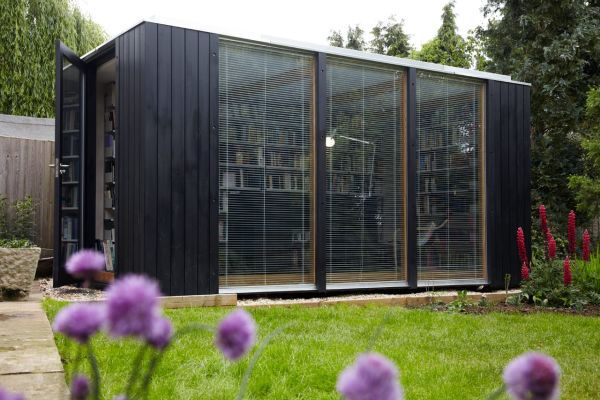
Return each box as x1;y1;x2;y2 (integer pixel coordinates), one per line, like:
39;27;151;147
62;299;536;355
77;0;488;49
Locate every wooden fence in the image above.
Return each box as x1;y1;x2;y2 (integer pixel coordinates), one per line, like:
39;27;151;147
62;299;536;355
0;114;54;249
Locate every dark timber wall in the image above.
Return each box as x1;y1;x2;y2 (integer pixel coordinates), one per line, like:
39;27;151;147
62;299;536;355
486;81;531;289
114;21;530;294
116;22;215;295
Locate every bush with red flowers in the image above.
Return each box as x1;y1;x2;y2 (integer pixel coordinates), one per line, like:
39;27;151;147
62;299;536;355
514;206;600;308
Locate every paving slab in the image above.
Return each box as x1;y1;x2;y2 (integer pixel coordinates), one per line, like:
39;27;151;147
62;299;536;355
0;283;68;399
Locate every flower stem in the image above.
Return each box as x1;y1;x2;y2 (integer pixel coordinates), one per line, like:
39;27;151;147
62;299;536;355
486;385;505;400
72;345;83;378
87;342;101;400
125;344;149;397
236;324;290;400
366;309;392;352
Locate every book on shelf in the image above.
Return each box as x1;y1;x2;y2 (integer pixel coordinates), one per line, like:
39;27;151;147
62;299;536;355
62;217;79;241
63;242;79;257
105;134;115;158
102;240;114;272
63;108;80;131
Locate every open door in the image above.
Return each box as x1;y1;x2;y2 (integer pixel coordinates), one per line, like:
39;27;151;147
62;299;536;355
53;41;86;286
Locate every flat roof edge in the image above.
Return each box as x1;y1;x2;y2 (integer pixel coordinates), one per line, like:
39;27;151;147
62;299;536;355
80;17;530;86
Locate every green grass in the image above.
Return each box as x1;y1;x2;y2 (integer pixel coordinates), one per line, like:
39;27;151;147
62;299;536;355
43;299;600;399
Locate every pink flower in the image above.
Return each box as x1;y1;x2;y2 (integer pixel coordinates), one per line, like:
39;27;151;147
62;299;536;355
70;374;90;400
547;233;556;260
65;249;105;282
52;303;105;343
105;275;161;338
0;387;24;400
563;257;572;286
145;315;173;350
503;352;560;400
215;309;256;360
520;262;529;281
539;205;548;236
582;229;591;262
567;210;576;256
516;227;528;265
337;353;403;400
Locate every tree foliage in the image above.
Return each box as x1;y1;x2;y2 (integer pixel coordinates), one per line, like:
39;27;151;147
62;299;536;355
370;17;412;57
479;0;600;221
569;88;600;219
327;25;366;51
0;0;106;118
410;1;471;68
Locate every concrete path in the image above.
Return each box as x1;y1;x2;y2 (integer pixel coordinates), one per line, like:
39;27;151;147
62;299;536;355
0;283;68;399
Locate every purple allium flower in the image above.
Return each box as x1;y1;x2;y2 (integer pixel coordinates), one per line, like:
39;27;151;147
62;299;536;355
503;352;561;400
65;249;105;281
145;315;173;350
112;396;127;400
105;275;161;338
0;387;24;400
70;374;90;400
53;303;105;343
337;353;403;400
215;309;256;360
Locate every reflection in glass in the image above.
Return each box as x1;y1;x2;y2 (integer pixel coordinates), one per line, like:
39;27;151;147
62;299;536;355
416;72;484;281
326;58;406;285
218;40;314;287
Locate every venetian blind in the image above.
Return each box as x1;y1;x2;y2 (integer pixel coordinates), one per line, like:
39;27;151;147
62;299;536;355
326;58;406;286
218;40;314;289
415;71;485;282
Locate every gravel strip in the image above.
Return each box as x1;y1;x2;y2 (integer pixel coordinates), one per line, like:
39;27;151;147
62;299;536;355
39;278;106;302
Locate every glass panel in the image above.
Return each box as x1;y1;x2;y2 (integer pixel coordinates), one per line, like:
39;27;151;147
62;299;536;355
416;71;484;282
60;56;82;260
218;40;314;288
326;58;406;285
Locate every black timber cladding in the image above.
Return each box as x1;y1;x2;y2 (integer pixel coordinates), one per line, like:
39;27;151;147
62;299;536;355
485;81;531;289
113;21;530;294
116;22;213;295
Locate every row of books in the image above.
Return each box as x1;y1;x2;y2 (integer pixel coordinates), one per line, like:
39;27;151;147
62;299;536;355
225;124;307;147
62;108;80;131
221;170;309;191
62;133;80;157
61;186;78;208
62;242;79;258
61;216;79;241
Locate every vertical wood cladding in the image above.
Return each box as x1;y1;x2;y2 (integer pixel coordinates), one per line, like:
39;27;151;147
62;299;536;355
486;81;531;288
116;22;213;294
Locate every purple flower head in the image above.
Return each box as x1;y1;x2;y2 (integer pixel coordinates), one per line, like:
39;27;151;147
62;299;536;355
337;352;403;400
215;309;256;360
53;303;105;343
0;387;24;400
503;352;560;400
112;396;127;400
70;374;90;400
105;275;161;338
145;315;173;350
65;249;105;281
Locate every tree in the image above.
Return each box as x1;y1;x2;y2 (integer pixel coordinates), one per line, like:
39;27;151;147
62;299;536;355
328;25;366;51
370;17;412;57
479;0;600;220
0;0;106;118
410;1;470;68
569;88;600;220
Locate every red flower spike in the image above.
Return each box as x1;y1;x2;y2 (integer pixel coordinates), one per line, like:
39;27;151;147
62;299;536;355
568;210;576;256
563;257;572;286
539;205;548;236
520;261;529;281
583;229;591;262
516;227;528;265
547;233;557;260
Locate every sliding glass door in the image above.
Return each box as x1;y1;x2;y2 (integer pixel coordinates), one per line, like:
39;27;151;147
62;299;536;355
325;58;407;287
218;40;314;289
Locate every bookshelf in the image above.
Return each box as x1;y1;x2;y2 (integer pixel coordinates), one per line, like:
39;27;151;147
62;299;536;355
97;82;116;272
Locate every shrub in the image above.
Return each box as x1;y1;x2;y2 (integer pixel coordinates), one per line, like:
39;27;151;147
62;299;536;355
0;195;37;245
517;206;600;307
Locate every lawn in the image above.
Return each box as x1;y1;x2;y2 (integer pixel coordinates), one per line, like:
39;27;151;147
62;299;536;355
44;300;600;399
